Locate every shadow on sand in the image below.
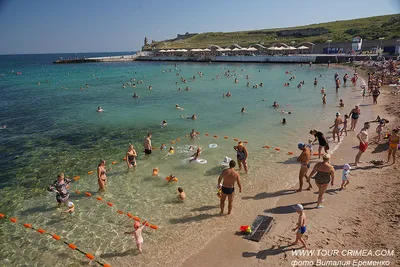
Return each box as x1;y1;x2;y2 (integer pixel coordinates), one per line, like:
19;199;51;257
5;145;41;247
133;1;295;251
242;245;295;260
264;201;317;214
169;213;221;224
242;190;296;200
190;205;218;212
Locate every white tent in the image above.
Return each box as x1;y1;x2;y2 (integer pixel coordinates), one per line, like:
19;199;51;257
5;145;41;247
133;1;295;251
190;49;198;52
288;46;297;50
247;47;258;51
267;47;276;50
216;48;225;52
159;50;166;52
297;46;310;50
232;48;241;51
224;48;232;51
181;49;188;52
202;48;211;52
274;47;284;51
166;49;175;52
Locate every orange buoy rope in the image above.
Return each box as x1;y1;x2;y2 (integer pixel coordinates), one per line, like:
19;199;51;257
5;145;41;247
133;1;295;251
0;213;112;266
111;161;117;165
244;141;248;144
87;171;94;175
287;152;294;155
73;176;80;181
151;147;157;150
133;216;141;222
213;135;218;138
234;138;239;141
205;133;209;136
176;138;180;141
85;192;92;197
275;148;280;151
116;210;124;214
96;197;103;201
196;132;200;134
224;136;228;139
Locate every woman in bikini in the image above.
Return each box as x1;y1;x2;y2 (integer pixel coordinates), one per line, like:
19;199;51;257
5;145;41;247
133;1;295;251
349;105;361;131
308;154;335;209
126;144;137;168
387;129;400;164
98;159;111;193
234;141;249;174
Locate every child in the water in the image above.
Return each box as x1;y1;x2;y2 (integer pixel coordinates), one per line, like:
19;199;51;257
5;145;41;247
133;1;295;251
177;187;186;201
124;221;147;253
63;202;75;216
189;147;201;162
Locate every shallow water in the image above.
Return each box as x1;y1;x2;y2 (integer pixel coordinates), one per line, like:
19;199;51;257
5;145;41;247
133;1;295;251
0;54;362;266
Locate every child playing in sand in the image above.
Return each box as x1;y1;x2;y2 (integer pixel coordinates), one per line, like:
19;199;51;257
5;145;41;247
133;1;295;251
63;201;75;216
177;187;186;201
291;204;307;248
124;221;147;253
340;114;349;137
376;120;385;144
341;164;351;189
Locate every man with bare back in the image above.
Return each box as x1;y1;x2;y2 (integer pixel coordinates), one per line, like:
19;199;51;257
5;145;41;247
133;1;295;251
217;160;242;215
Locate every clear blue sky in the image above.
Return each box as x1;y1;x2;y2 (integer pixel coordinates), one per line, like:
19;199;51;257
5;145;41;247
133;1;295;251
0;0;398;54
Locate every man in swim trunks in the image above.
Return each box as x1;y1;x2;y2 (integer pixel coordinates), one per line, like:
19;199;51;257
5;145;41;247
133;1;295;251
143;133;152;155
296;143;312;192
355;122;370;166
233;141;249;174
217;160;242;215
329;112;343;142
189;129;198;139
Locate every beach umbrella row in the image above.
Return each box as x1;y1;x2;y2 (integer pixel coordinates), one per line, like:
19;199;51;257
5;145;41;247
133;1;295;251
159;46;308;53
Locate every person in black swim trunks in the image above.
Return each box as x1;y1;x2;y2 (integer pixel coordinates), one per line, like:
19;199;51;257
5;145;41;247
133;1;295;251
217;160;242;215
349;105;361;131
310;130;329;159
143;133;152;155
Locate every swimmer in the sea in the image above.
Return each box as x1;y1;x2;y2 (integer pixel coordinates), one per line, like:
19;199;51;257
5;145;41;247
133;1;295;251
190;129;199;139
189;147;202;162
226;92;232;97
133;93;139;98
161;120;167;128
97;106;103;112
160;143;167;150
191;114;197;120
282;118;287;124
339;99;344;107
175;104;184;110
148;85;152;90
272;101;279;108
241;108;245;113
177;187;186;201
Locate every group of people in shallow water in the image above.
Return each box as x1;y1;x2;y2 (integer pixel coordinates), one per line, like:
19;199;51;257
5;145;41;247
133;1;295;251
45;63;400;253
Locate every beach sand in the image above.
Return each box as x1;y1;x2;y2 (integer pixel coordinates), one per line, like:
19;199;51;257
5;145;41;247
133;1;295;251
181;85;400;266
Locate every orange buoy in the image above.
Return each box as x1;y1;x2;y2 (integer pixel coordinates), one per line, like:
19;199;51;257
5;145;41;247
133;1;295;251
234;138;239;141
127;213;133;218
68;243;77;250
150;224;158;230
87;171;94;175
224;136;228;139
262;146;270;148
0;213;5;218
287;152;294;155
52;234;61;240
213;135;218;138
75;190;81;194
107;202;113;206
37;228;45;234
23;223;32;228
123;157;127;161
111;161;117;165
104;264;112;267
116;210;124;214
86;253;95;260
275;148;280;151
152;168;159;176
10;218;17;223
313;152;319;156
177;138;180;141
196;132;200;134
152;147;157;150
244;141;248;144
133;216;141;222
144;222;150;226
96;197;103;201
171;141;175;144
84;192;92;197
73;176;80;181
205;133;209;136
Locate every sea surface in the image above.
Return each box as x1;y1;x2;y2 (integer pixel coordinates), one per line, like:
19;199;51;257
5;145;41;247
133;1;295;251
0;53;362;266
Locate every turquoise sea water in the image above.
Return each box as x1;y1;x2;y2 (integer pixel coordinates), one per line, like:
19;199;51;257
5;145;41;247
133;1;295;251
0;54;361;266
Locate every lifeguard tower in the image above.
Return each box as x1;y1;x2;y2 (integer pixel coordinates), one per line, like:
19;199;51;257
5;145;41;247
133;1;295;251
352;36;363;52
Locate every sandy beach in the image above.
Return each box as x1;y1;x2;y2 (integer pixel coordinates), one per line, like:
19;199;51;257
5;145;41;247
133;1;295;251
182;74;400;267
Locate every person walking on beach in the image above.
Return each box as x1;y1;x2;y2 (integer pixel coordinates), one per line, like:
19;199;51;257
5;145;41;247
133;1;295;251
291;204;307;249
308;154;335;209
349;105;361;131
372;87;380;105
387;129;400;164
296;143;312;192
355;122;370;166
143;133;152;155
126;144;137;168
217;160;242;215
310;130;329;159
97;159;111;193
233;141;249;174
48;172;71;206
329;112;343;142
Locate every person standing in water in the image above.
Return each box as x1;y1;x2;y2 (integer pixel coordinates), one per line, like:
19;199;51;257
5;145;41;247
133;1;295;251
48;172;71;205
349;105;361;131
124;221;147;253
143;133;152;155
126;144;137;168
189;129;199;139
329;112;343;142
217;160;242;215
322;94;326;104
234;141;249;174
97;159;111;193
310;130;329;159
296;143;312;192
354;122;370;166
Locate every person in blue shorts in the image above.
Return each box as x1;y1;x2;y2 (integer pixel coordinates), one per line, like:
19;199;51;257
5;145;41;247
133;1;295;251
291;204;307;249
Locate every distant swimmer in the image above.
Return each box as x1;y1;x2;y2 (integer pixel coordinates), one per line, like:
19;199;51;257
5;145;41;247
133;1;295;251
259;83;263;87
322;94;326;105
177;187;186;201
191;114;197;120
160;143;167;150
161;120;167;128
241;108;245;113
297;82;302;88
226;92;232;97
234;78;238;83
148;85;152;90
189;129;199;139
97;106;103;112
282;118;287;124
175;104;184;110
133;93;140;98
321;87;325;94
1;125;6;129
314;78;318;86
339;99;344;107
272;101;279;108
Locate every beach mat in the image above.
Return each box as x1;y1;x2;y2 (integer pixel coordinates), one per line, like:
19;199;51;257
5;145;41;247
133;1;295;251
245;215;274;242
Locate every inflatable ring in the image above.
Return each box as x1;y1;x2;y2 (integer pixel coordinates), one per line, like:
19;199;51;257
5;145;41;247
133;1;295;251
234;138;239;141
209;143;218;148
275;148;280;151
166;176;178;182
150;224;158;230
287;152;294;155
197;159;207;164
224;136;228;139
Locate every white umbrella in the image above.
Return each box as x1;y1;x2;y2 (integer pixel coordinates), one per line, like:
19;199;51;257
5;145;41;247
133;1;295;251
190;49;198;52
202;48;211;52
288;46;297;50
274;47;284;51
181;49;188;52
267;47;277;50
240;48;249;51
281;47;291;50
159;50;166;52
166;49;175;52
297;46;309;50
232;48;241;51
224;48;232;51
247;47;258;51
216;48;225;52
